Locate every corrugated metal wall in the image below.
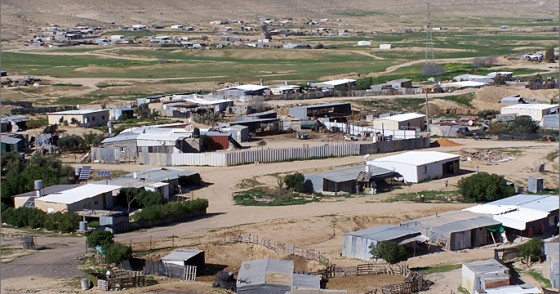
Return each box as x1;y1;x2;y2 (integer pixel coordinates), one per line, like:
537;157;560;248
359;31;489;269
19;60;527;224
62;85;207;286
92;137;429;167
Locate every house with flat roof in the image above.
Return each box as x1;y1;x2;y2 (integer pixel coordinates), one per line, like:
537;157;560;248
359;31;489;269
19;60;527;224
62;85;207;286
342;225;428;261
368;151;460;183
48;109;109;127
315;78;356;91
303;165;398;194
499;95;528;105
34;184;121;213
372;113;426;131
500;104;558;124
13;184;80;208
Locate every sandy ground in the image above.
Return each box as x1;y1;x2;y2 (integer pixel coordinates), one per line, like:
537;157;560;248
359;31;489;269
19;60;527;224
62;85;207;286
2;136;558;291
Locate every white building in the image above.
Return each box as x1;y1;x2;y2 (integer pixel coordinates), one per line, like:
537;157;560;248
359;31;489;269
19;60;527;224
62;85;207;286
379;44;392;50
34;184;121;213
373;113;426;131
47;109;109;127
357;40;371;46
368;151;460;183
500;104;559;124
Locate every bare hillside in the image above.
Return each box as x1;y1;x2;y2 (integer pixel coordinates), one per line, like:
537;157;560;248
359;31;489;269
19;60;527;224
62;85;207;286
1;0;556;39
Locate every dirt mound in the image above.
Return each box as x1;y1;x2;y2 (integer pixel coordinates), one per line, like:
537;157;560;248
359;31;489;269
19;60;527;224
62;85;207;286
473;86;558;111
434;138;462;147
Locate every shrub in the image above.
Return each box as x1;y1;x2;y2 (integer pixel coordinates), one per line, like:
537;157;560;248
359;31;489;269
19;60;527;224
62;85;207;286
137;191;166;207
3;207;47;228
510;115;539;134
369;241;408;264
421;62;446;76
87;230;114;247
518;237;543;266
105;243;132;265
57;135;86;152
133;199;208;223
284;173;305;192
25;119;48;129
44;211;80;233
458;172;515;202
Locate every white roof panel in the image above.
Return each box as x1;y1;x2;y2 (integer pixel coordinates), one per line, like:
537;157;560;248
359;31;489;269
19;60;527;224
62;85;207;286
463;204;518;215
441;81;487;88
39;184;121;204
319;78;356;86
235;84;269;91
501;104;559;111
493;208;549;230
370;151;460;166
377;113;425;122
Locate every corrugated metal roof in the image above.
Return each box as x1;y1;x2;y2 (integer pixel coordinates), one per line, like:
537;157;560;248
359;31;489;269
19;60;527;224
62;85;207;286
463;204;518;215
1;115;29;123
318;78;356;86
290;103;351;110
345;225;421;241
102;133;140;143
13;184;81;198
95;168;198;186
162;249;204;262
1;136;22;144
486;194;559;212
493;208;549;230
237;259;293;288
431;216;500;235
403;211;496;229
463;259;507;275
370;151;459;167
38;184;121;204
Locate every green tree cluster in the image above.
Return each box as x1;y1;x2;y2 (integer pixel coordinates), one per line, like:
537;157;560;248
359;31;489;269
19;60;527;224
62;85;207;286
458;172;515;202
116;188;166;212
86;230;132;265
2;207;79;233
369;241;408;264
1;154;75;206
284;173;305;192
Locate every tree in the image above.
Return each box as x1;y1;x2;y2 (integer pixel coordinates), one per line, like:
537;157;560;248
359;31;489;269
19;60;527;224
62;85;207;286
458;172;515;202
105;243;133;265
510;115;539;134
87;230;114;247
369;241;408;264
493;74;508;86
421;62;446;76
284;172;305;192
544;48;555;63
57;135;86;152
137;191;166;207
518;237;543;266
257;139;267;149
472;56;498;67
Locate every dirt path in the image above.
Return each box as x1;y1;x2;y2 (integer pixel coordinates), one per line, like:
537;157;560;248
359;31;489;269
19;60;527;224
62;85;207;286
348;50;385;60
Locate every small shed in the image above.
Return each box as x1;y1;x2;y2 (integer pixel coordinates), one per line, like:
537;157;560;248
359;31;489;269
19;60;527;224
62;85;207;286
109;107;134;120
237;259;321;294
379;44;391;50
341;225;427;261
500;104;559;123
288;103;352;120
1;135;24;153
161;249;205;268
387;78;412;90
303;165;398;194
461;259;509;294
368;151;460;183
499;95;528;105
315;79;356;91
357;40;371;46
1;115;29;132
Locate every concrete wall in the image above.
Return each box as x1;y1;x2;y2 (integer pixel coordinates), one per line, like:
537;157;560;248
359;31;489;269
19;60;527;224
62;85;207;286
34;200;68;213
373;117;425;131
501;107;557;122
461;265;477;294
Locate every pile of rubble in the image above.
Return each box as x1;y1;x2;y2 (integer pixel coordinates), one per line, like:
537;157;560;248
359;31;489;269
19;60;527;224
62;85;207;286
461;149;513;163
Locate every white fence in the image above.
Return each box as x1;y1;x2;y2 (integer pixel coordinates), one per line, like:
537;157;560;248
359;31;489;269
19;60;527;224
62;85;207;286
123;137;428;166
322;121;418;139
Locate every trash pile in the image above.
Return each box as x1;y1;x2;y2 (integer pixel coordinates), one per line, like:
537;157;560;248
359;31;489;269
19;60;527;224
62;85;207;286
461;149;513;163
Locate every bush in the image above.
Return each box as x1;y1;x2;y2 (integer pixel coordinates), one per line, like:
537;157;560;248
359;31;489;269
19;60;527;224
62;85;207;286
44;211;80;233
472;56;497;67
25;119;48;129
133;199;208;223
87;230;114;247
105;243;132;265
369;241;408;264
3;207;46;228
284;173;305;192
518;237;543;266
57;135;87;152
458;172;515;202
510;115;539;134
137;191;166;207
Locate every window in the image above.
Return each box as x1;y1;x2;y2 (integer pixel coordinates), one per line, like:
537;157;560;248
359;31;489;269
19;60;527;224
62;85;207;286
423;166;427;174
101;115;105;120
121;147;125;152
94;201;99;205
91;116;96;121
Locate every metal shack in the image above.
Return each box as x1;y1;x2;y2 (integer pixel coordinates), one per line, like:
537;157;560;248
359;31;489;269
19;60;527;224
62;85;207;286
236;259;320;294
461;259;509;294
402;211;501;251
341;225;427;261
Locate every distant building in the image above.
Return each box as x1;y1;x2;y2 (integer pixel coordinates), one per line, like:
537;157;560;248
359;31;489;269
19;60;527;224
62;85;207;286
461;259;509;294
161;249;205;270
109;107;134;120
288;103;352;120
372;113;426;131
500;104;559;124
47;109;109;127
303;165;398;194
499;95;528;105
387;78;412;90
368;151;460;183
315;78;357;91
379;43;391;50
357;40;371;46
1;115;29;132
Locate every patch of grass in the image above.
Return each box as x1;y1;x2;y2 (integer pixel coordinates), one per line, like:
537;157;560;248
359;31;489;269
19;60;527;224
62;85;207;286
56;97;93;105
525;269;552;288
546;150;559;162
457;286;469;294
383;190;462;203
51;83;83;87
438;93;476;108
233;187;314;206
414;264;462;275
356;98;426;112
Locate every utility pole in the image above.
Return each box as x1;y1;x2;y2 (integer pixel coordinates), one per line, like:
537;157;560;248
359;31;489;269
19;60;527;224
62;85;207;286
425;0;435;63
425;92;430;134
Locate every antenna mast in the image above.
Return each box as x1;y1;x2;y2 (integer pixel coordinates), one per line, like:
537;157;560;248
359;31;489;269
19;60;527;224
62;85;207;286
425;0;435;62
